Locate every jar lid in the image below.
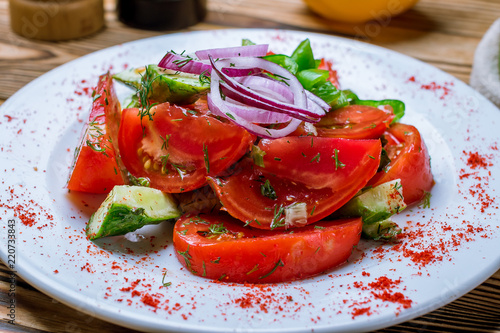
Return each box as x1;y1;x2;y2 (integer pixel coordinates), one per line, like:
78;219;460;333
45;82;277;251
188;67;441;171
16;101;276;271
9;0;104;41
117;0;207;30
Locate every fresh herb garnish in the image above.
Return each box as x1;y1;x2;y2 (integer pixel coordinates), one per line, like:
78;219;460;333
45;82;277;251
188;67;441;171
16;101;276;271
203;143;210;173
177;245;196;274
258;259;284;279
260;179;277;200
332;149;345;170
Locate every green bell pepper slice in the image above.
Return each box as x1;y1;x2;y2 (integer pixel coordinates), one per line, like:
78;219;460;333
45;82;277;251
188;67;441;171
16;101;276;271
291;39;316;72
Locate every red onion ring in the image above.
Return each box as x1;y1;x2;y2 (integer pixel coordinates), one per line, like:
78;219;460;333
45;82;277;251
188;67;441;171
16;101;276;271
208;71;302;138
158;52;261;77
209;56;324;121
195;44;269;60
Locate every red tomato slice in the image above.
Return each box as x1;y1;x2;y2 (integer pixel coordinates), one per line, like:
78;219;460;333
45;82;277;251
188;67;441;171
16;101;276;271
118;101;255;193
368;123;433;205
208;137;381;229
257;136;382;189
67;73;124;193
173;213;362;283
317;58;340;89
293;104;394;139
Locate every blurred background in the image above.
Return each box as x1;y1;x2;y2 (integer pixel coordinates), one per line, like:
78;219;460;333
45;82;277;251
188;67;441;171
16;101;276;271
1;0;499;101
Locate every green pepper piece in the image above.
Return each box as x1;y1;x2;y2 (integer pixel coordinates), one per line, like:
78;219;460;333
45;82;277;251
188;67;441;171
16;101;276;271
310;83;356;109
263;54;299;75
291;39;316;72
296;69;330;90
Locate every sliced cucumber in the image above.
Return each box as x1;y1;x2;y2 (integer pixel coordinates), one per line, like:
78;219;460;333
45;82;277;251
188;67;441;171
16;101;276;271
87;185;181;240
362;218;402;241
113;64;209;105
335;179;406;225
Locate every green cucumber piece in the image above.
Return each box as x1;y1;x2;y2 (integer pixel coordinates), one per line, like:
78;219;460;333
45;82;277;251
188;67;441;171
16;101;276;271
335;179;406;225
87;185;181;240
113;64;209;105
362;218;402;240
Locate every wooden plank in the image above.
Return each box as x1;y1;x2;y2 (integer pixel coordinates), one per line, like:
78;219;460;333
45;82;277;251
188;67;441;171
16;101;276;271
0;264;139;332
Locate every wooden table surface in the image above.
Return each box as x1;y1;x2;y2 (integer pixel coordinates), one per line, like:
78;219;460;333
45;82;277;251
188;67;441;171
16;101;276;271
0;0;499;332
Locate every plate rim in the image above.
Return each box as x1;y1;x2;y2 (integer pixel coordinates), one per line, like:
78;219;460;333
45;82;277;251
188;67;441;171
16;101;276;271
1;28;499;333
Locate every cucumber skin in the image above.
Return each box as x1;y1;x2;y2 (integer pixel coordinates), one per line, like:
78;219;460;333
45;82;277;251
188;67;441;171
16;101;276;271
149;74;207;105
342;205;399;226
334;180;406;225
113;65;209;105
87;203;172;240
362;218;402;241
334;195;399;225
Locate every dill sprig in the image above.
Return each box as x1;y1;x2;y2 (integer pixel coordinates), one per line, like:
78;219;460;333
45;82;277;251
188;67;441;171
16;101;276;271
137;66;160;134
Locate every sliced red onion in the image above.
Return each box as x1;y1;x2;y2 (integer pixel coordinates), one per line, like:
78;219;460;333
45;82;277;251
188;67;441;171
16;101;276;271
158;52;262;77
209;95;293;124
158;52;211;75
219;83;315;123
235;75;293;103
209;56;324;121
237;75;332;115
208;72;302;138
195;44;269;60
305;90;331;113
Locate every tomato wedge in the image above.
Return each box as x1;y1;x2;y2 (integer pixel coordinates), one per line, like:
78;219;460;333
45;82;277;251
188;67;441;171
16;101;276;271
293;104;394;139
208;137;381;229
173;213;362;283
257;136;382;189
118;101;255;193
368;123;433;205
67;73;124;193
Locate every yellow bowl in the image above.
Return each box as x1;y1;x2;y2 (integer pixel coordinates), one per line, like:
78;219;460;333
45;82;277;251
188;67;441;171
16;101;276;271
303;0;419;23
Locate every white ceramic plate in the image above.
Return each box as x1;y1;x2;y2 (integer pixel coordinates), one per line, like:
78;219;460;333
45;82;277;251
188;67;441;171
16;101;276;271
1;29;499;333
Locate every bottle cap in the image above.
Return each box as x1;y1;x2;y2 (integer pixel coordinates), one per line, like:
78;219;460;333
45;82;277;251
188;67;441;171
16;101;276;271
117;0;207;30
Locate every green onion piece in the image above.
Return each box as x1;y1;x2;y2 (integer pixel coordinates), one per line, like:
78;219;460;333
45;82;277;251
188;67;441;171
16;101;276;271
251;145;266;168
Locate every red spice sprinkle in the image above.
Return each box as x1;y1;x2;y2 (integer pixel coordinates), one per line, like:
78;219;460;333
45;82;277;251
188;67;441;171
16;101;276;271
464;151;491;169
421;81;451;99
351;307;372;319
141;293;161;309
371;291;412;309
1;186;54;227
368;276;401;290
80;262;94;273
407;77;453;99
